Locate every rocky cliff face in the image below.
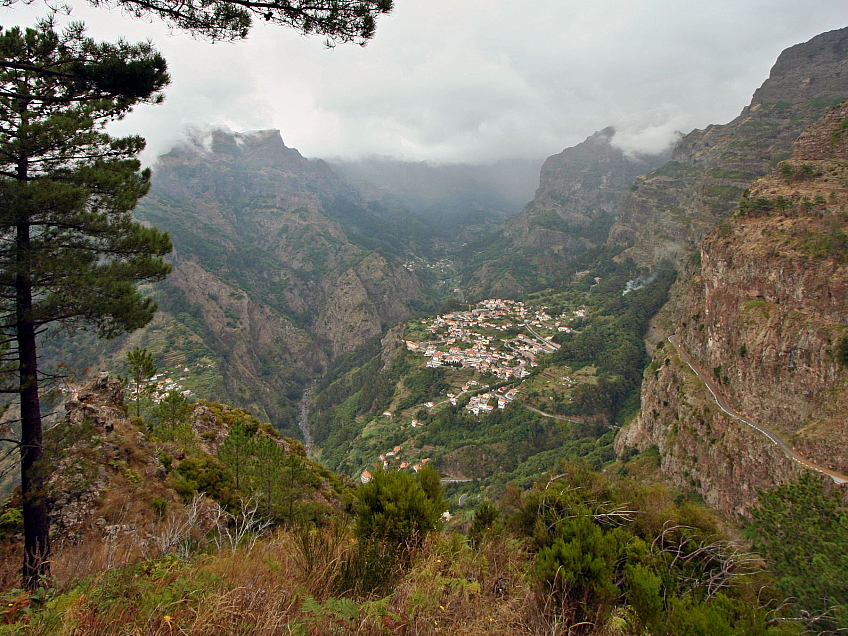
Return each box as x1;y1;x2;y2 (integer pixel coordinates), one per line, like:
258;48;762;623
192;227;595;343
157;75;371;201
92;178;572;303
614;347;805;518
140;129;426;326
48;374;342;552
123;130;431;432
462;128;669;296
510;127;669;249
164;257;327;426
609;27;848;269
49;374;180;546
315;251;422;356
617;102;848;517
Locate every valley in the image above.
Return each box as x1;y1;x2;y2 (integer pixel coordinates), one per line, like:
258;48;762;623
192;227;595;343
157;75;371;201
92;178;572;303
4;17;848;635
308;258;674;497
25;25;848;518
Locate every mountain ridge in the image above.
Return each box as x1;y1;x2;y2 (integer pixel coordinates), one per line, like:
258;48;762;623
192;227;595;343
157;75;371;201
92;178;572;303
617;100;848;516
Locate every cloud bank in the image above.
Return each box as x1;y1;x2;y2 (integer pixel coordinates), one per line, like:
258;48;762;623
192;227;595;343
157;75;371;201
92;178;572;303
5;1;848;164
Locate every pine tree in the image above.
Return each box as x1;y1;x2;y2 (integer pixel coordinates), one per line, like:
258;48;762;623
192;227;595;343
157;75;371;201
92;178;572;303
0;19;171;588
2;0;393;44
218;421;253;492
126;346;156;418
355;466;444;547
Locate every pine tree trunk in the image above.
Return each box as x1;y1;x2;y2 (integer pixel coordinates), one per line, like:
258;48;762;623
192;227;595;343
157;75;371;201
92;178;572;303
16;218;50;589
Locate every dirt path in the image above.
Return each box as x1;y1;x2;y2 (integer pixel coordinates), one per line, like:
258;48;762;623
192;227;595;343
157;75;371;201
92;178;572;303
518;402;582;425
669;336;848;485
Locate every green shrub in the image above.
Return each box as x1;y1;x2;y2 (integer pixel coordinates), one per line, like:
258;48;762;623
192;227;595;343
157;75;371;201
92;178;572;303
0;507;23;534
172;453;234;503
753;474;848;630
534;511;629;620
333;536;404;598
468;501;500;548
837;334;848;366
354;467;445;547
626;563;663;632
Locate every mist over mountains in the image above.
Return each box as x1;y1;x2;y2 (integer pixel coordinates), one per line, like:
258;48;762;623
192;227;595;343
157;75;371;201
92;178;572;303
329;156;542;228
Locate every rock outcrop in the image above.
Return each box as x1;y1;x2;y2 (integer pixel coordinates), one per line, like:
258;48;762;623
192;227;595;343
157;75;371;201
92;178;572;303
50;374;170;545
617;102;848;516
316;251;423;356
463;127;669;295
47;374;340;553
511;127;669;249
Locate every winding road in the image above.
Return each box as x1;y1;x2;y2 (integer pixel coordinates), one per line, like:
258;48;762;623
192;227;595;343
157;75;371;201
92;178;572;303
668;336;848;485
519;402;583;425
521;322;561;352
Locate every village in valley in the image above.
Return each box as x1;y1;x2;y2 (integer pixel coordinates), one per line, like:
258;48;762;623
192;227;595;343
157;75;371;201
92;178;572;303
358;298;591;485
125;359;217;405
405;297;586;397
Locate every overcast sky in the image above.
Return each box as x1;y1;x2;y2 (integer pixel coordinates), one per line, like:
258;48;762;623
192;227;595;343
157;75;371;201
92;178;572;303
5;1;848;164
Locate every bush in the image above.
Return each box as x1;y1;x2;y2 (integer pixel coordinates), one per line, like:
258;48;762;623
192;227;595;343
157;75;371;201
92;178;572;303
753;474;848;630
150;498;167;518
0;507;23;535
468;501;499;548
626;563;663;632
172;453;234;504
534;511;629;621
333;537;404;598
837;334;848;366
354;467;445;547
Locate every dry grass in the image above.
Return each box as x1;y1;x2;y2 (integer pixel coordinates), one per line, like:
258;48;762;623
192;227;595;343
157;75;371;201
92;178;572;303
0;541;21;592
0;526;599;636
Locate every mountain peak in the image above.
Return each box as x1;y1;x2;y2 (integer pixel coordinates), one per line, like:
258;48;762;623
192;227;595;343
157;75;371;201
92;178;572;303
163;127;295;161
750;25;848;107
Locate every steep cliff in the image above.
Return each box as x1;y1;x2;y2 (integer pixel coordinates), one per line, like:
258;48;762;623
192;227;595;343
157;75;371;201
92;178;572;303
163;258;326;425
98;130;434;433
462;128;668;296
315;251;422;356
510;127;669;251
617;103;848;516
609;27;848;268
42;374;349;562
138;129;428;329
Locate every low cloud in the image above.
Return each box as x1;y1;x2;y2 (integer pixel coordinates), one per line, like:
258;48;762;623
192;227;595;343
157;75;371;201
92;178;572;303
6;1;848;165
610;107;688;158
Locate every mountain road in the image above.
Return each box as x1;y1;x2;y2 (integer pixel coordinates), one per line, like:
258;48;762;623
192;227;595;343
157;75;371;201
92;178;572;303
668;336;848;485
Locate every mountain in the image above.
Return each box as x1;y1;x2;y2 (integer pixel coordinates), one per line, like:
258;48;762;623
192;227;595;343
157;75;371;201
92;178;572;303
56;129;437;435
609;27;848;268
616;101;848;517
607;27;848;517
142;130;433;351
460;127;670;297
509;127;671;252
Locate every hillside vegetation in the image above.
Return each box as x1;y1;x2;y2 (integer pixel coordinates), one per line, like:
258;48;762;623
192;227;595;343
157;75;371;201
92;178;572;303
308;256;674;497
0;376;812;635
